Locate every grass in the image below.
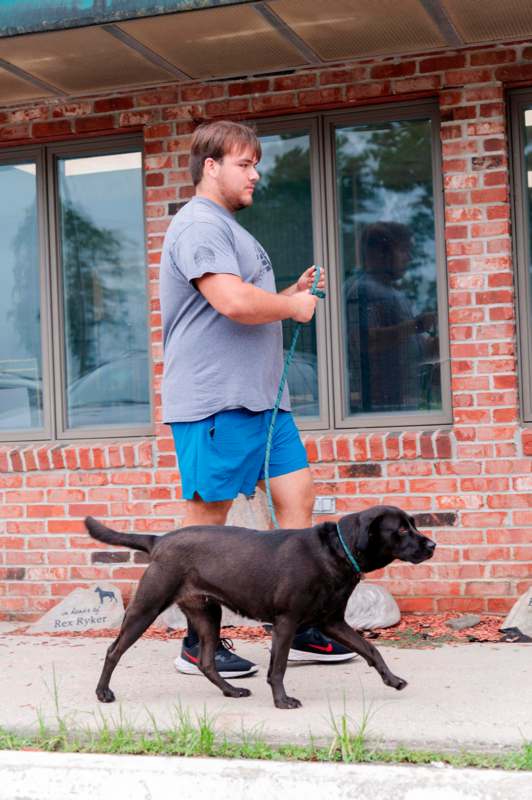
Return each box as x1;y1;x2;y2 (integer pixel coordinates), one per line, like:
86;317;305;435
1;700;531;770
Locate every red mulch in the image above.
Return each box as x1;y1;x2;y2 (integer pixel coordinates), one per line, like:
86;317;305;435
5;614;505;644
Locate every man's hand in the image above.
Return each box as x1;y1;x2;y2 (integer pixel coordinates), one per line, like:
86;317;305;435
290;291;318;323
296;265;326;293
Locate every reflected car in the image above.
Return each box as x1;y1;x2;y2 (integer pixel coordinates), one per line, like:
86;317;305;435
286;350;319;418
0;370;43;430
67;351;151;428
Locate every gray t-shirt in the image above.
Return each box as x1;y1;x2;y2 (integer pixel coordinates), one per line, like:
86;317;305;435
160;196;290;422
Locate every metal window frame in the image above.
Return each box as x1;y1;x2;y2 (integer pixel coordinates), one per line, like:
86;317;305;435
0;134;154;443
509;89;532;423
251;115;330;431
323;101;452;430
0;146;54;442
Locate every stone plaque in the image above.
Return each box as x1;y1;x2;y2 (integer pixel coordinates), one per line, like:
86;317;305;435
30;583;124;633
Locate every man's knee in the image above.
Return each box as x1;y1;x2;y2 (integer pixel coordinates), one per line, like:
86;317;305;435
183;496;232;526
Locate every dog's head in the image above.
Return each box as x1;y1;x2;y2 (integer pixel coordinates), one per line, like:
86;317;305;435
340;505;436;569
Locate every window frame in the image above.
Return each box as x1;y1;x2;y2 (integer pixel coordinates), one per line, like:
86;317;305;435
250;115;330;431
0;133;154;443
510;89;532;424
253;102;452;431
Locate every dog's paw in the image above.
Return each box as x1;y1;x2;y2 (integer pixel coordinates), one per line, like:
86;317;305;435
224;687;251;698
96;687;115;703
275;696;302;710
383;674;408;691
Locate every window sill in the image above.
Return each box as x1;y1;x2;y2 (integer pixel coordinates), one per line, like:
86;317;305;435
0;439;154;472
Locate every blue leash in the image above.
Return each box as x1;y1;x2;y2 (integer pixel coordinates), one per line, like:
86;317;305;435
264;266;325;528
336;522;362;574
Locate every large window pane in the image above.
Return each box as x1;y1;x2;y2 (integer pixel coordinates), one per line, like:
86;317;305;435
0;161;43;432
238;131;319;418
336;117;442;417
56;151;150;429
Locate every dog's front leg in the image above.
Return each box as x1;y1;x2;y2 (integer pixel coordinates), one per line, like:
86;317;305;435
268;618;301;709
322;620;407;690
183;603;251;699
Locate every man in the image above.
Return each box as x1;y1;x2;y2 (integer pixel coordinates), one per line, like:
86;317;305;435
160;120;355;677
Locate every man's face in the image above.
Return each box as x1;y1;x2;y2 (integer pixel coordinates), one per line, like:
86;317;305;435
208;145;260;211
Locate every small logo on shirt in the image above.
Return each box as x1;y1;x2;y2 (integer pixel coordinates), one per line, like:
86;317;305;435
194;245;216;270
255;242;272;284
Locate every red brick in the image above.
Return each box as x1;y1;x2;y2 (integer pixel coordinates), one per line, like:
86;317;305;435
319;67;367;85
229;79;270;96
94;97;134;112
347;82;391;100
371;61;416;79
420;54;466;73
32;120;72;137
251;94;297;113
393;76;440;93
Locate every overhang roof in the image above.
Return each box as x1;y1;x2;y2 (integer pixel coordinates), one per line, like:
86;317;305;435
1;0;532;105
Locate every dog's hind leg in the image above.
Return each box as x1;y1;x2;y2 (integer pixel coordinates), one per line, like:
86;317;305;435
321;620;407;690
179;600;251;699
95;567;175;702
268;617;300;709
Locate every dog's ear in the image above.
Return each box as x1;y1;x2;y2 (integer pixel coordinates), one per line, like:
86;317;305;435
355;505;390;550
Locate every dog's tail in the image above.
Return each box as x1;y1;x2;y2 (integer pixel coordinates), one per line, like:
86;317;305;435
85;517;157;554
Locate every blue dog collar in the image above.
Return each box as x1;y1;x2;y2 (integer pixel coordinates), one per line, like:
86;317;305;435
336;522;362;574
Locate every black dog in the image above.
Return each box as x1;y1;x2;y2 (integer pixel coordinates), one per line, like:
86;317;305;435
85;505;435;709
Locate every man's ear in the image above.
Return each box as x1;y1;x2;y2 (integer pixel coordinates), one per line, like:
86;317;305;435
356;506;388;550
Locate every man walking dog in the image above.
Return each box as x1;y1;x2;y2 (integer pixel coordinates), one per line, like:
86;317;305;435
160;119;355;676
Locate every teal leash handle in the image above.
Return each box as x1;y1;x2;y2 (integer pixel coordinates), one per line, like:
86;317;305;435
264;266;324;528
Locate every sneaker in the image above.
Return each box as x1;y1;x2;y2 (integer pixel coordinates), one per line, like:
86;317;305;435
288;627;358;663
174;637;258;677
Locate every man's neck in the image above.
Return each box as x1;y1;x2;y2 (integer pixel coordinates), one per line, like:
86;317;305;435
195;188;233;214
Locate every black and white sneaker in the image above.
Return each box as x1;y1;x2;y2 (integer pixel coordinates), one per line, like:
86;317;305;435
174;637;258;677
288;627;358;663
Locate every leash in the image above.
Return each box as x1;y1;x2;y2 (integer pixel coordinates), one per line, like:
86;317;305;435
335;522;362;574
264;266;325;528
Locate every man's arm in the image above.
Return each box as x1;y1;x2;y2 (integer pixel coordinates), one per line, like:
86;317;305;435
195;273;317;324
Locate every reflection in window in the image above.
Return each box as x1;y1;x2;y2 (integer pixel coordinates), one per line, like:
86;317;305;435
57;151;150;428
0;162;43;431
336;118;442;416
238;131;319;418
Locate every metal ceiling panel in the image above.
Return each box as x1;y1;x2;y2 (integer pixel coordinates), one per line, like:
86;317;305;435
0;26;176;94
0;67;54;103
443;0;532;43
270;0;447;60
118;4;307;80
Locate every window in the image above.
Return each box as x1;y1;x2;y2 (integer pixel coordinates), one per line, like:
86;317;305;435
0;137;151;441
511;91;532;423
243;103;450;429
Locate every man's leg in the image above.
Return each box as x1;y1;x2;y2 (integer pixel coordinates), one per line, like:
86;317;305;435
182;496;232;527
263;419;356;665
175;494;258;678
266;466;314;529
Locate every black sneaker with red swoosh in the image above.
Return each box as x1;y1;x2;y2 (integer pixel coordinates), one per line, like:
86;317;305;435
288;627;358;662
175;637;258;677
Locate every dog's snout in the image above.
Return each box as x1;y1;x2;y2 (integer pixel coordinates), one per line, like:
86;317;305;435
425;539;436;553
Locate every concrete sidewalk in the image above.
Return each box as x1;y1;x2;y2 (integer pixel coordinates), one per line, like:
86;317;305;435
1;621;531;752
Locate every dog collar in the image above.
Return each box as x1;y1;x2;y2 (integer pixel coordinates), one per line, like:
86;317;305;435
336;522;362;574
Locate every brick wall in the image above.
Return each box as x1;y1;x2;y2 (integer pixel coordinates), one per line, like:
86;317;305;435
1;43;532;620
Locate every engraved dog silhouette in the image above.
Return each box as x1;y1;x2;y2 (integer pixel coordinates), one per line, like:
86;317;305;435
95;587;117;604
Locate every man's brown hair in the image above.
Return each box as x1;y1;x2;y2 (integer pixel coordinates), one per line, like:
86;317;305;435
189;120;261;186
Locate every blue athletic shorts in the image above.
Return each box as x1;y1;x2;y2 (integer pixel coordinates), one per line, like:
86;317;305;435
170;408;308;502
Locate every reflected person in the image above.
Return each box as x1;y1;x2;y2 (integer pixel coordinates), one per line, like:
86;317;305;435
344;221;437;414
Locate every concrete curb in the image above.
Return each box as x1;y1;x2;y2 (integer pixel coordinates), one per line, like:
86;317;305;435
1;750;531;800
